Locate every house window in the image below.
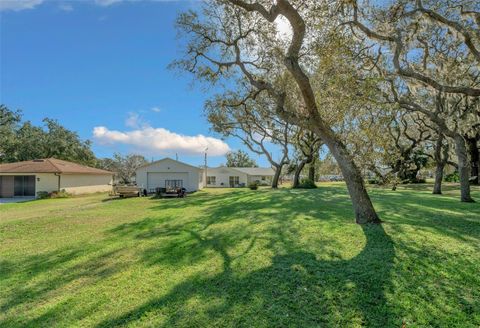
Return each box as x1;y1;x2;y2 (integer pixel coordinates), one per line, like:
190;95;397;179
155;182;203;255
207;176;216;185
229;176;239;187
261;176;266;181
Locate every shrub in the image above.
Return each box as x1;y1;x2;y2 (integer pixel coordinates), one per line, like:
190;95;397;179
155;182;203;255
248;182;258;190
299;178;317;189
367;179;379;185
36;189;71;199
445;171;460;183
49;189;71;199
36;191;49;199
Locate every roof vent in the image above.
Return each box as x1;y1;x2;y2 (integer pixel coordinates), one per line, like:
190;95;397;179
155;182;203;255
33;159;45;162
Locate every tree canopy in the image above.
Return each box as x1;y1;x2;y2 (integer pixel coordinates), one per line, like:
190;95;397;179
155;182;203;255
96;153;149;184
225;150;258;167
0;105;96;165
173;0;480;223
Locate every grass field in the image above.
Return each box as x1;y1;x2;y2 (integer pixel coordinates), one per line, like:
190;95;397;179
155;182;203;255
1;183;479;327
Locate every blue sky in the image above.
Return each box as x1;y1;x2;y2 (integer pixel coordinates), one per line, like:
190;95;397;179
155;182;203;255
0;0;279;167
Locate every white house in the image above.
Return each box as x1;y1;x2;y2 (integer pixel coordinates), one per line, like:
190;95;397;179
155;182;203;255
234;167;276;185
135;158;276;192
204;166;275;187
135;158;203;192
0;158;114;198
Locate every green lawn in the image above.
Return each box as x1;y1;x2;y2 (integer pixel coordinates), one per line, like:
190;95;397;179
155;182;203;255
1;183;479;327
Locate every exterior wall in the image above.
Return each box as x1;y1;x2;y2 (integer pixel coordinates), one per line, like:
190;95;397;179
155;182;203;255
205;167;248;187
0;172;112;196
37;173;60;194
136;158;202;192
60;174;113;194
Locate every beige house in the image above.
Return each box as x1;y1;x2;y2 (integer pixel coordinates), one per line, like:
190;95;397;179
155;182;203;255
135;158;203;192
205;166;275;187
0;158;114;198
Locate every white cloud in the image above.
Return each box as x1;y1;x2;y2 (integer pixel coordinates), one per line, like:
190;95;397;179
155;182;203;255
94;0;123;6
93;126;230;156
151;107;161;113
125;112;149;129
0;0;194;12
58;3;73;11
0;0;44;11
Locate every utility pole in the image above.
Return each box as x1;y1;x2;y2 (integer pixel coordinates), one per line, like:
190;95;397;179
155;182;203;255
204;147;208;187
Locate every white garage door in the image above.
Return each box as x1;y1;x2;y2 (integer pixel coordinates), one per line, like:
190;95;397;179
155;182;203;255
147;172;189;190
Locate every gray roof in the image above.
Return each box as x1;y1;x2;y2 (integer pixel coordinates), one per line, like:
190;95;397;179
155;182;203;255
231;167;275;176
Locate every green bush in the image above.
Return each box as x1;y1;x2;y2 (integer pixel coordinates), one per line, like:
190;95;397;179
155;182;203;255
36;191;49;199
299;178;317;189
445;171;460;183
248;182;258;190
36;190;71;199
367;179;379;185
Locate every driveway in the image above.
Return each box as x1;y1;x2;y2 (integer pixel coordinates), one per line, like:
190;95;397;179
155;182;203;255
0;197;36;204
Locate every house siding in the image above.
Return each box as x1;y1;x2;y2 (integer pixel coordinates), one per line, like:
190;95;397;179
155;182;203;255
0;172;112;196
60;174;113;194
36;173;61;194
204;167;248;187
136;158;202;192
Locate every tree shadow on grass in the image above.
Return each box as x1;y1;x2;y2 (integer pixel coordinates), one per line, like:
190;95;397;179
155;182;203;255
100;186;480;327
98;189;397;327
98;225;394;327
368;188;480;244
0;247;128;327
3;186;477;326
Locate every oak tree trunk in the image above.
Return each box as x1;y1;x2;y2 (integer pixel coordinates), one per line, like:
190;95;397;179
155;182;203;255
283;50;379;223
433;162;445;194
433;132;447;195
323;136;381;224
235;0;379;223
454;134;475;202
292;160;307;188
308;163;315;182
466;136;479;185
271;165;282;189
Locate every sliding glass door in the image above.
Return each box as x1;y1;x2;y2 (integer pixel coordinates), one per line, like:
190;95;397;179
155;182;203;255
229;176;239;187
13;176;36;196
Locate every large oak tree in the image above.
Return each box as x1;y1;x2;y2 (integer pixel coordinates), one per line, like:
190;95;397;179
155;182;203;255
174;0;381;223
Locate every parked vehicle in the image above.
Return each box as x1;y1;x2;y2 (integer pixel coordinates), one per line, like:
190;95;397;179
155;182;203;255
113;185;141;197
